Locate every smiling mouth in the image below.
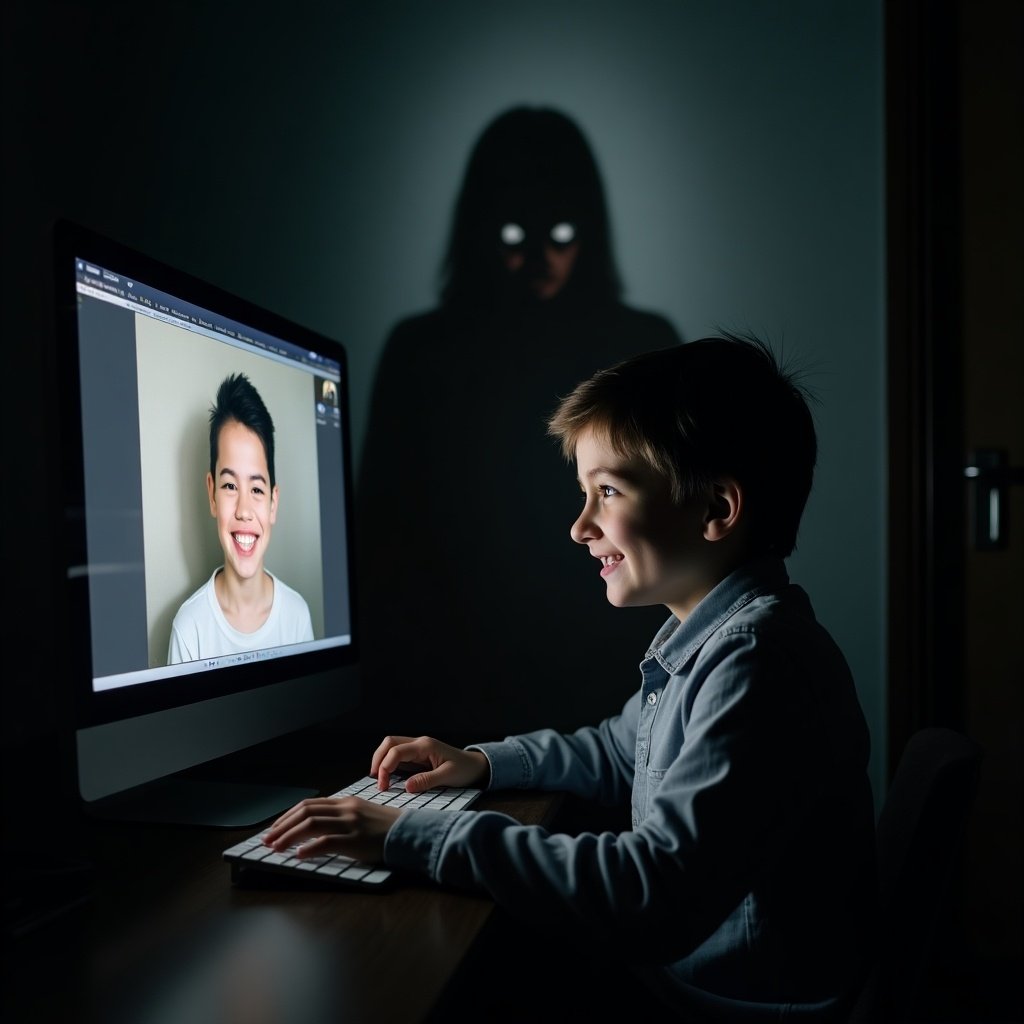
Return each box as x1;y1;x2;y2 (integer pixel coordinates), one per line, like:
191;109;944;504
233;532;257;552
599;554;624;577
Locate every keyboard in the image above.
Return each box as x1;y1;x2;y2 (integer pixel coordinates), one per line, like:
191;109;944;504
223;772;483;890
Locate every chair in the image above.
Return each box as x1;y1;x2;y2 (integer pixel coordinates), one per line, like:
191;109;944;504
847;727;983;1023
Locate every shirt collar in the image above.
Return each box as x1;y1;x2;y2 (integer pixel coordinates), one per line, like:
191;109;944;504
649;555;790;674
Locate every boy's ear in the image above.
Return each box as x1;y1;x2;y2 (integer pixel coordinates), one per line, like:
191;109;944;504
206;472;217;517
703;477;743;542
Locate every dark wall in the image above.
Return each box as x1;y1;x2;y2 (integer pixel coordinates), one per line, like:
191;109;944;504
3;1;885;795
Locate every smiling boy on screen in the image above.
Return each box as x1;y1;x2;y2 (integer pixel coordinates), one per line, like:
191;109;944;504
167;373;313;664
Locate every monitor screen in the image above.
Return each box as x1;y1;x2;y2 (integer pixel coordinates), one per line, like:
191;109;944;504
54;221;360;825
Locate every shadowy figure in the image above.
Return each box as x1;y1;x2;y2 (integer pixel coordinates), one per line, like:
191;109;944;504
356;105;682;740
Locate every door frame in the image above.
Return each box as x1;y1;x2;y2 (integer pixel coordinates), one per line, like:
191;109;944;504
885;0;966;772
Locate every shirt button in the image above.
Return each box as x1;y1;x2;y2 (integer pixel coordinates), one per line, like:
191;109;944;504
647;692;658;706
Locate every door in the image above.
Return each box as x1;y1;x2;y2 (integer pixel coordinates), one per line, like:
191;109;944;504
958;0;1023;989
886;0;1023;1012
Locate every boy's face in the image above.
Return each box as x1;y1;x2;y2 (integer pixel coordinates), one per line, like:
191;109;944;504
570;426;714;621
206;419;278;583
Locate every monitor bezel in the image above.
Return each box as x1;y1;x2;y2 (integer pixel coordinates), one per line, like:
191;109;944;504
54;220;359;730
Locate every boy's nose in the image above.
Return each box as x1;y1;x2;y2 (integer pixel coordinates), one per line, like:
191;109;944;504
570;508;598;545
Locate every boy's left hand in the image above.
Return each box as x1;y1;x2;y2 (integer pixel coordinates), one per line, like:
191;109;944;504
262;796;401;863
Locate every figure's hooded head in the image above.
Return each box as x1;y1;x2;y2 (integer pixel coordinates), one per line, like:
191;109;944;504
440;106;622;309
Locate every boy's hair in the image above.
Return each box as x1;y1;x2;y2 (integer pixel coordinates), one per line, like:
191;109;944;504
209;372;276;488
547;333;817;557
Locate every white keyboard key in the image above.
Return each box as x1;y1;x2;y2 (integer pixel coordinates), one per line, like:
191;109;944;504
261;852;297;866
316;858;358;877
223;836;263;858
337;863;375;882
293;858;331;872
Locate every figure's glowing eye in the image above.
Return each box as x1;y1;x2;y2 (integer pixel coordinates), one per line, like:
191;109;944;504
550;221;576;245
500;222;526;246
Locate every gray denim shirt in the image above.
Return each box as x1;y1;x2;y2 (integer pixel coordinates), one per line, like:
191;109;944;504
385;557;876;1019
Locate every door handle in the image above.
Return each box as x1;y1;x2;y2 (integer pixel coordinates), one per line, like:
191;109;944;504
964;449;1024;550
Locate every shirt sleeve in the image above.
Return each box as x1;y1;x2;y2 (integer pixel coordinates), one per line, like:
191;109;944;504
166;620;190;665
468;686;640;806
299;602;314;642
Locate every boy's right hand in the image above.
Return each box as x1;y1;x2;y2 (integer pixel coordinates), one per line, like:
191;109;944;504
370;735;490;793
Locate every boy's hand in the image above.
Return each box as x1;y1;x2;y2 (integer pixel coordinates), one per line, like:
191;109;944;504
263;797;399;863
370;735;490;793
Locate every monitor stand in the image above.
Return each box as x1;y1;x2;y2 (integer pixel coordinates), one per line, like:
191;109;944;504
82;775;317;828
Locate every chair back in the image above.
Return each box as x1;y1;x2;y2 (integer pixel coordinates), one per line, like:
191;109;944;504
848;727;983;1022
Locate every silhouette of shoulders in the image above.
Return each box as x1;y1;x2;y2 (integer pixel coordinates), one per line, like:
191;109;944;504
355;297;681;739
376;296;680;386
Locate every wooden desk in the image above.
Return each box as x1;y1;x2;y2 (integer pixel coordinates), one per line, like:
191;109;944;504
6;737;562;1024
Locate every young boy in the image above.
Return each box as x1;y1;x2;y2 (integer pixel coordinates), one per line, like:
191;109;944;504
167;372;314;664
265;335;877;1019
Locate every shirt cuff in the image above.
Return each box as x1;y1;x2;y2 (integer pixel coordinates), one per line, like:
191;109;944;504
465;738;535;790
384;805;462;879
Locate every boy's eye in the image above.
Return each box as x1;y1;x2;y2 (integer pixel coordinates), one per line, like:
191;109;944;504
578;484;619;502
221;481;237;492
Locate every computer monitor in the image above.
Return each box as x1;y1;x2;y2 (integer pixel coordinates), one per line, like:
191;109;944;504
53;221;360;827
